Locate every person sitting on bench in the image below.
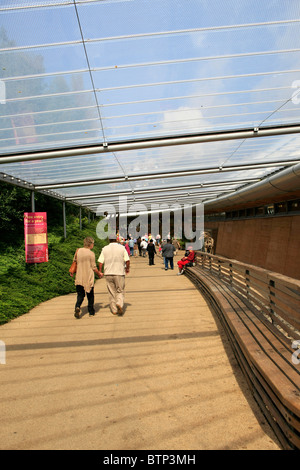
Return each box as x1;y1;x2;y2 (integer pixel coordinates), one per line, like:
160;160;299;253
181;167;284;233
177;248;195;275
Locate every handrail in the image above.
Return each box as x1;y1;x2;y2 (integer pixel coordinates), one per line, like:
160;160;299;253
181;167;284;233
195;252;300;342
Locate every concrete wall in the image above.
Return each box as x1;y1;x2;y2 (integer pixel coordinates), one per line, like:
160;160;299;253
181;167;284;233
205;215;300;280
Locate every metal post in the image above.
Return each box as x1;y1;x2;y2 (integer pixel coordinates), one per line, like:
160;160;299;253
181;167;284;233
31;191;35;212
79;207;82;230
63;201;67;239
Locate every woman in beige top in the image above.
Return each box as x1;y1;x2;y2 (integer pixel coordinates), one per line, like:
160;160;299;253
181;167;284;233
73;237;102;318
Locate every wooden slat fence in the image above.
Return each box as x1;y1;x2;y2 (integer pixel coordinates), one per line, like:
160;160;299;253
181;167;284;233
185;252;300;450
196;252;300;342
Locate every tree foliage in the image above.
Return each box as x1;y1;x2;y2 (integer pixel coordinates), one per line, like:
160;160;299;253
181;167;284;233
0;180;85;242
0;186;104;325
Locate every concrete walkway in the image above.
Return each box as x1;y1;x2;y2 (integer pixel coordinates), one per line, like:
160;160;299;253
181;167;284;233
0;253;281;450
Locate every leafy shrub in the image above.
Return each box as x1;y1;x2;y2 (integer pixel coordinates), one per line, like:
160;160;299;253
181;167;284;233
0;220;106;325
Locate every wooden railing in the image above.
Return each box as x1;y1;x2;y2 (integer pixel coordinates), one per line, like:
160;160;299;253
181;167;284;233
185;253;300;449
195;252;300;342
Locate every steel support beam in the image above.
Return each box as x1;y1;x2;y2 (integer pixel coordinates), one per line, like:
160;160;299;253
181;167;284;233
0;172;97;215
64;178;260;201
2;124;300;167
83;194;212;209
35;160;300;191
70;190;231;206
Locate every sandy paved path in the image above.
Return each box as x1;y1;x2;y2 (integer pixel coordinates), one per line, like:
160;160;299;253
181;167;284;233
0;253;280;450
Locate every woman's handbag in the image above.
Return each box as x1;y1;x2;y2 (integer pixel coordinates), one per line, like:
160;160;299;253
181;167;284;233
69;249;79;276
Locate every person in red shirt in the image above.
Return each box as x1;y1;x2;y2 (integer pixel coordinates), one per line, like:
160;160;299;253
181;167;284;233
177;248;195;275
125;240;131;256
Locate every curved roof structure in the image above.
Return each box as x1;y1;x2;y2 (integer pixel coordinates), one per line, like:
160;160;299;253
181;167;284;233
1;0;300;213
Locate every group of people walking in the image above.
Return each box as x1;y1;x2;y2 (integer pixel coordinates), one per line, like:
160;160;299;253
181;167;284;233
136;236;180;270
71;235;195;319
71;236;129;319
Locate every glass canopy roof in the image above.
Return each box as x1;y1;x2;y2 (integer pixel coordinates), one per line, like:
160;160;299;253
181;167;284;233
1;0;300;212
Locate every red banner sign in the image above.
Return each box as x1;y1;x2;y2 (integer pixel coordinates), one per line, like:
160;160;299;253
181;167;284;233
24;212;48;264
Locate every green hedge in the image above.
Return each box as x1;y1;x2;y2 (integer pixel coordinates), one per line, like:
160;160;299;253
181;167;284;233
0;220;107;325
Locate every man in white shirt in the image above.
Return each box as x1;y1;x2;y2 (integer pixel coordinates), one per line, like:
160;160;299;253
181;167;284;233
98;237;130;316
140;238;148;257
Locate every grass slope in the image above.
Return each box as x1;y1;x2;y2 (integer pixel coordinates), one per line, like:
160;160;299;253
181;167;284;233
0;220;106;325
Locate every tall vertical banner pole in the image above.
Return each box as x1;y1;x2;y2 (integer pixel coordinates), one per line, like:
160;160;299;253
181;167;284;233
63;201;67;239
31;191;35;213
